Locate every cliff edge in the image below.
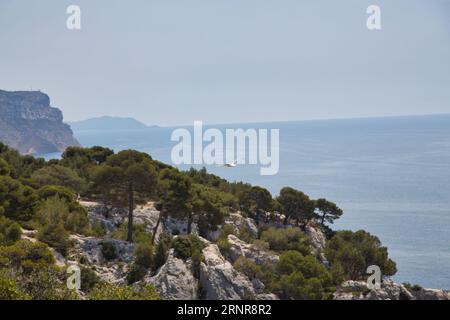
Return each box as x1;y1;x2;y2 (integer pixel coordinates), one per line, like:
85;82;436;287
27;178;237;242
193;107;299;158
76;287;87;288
0;90;80;154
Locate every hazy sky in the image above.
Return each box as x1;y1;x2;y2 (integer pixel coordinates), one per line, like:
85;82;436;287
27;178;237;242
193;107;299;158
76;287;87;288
0;0;449;126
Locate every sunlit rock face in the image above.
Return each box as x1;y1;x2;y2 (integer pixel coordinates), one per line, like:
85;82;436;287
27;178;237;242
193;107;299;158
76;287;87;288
0;90;80;154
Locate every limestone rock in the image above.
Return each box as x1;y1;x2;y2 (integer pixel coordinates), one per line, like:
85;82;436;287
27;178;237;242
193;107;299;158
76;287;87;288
225;234;279;266
334;280;414;300
304;225;328;264
226;213;259;239
69;235;135;284
0;90;80;154
199;243;276;300
145;249;198;300
85;203;127;233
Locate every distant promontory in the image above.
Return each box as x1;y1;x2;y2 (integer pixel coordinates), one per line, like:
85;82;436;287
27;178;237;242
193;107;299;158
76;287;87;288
0;90;80;155
68;116;158;132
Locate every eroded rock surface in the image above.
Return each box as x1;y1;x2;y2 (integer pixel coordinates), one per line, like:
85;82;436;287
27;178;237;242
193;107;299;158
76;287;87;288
334;280;449;300
145;249;198;300
304;225;328;264
225;234;279;266
199;243;277;300
69;235;134;284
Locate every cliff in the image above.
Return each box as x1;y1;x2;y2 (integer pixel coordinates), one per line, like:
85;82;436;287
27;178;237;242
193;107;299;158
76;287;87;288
0;90;80;154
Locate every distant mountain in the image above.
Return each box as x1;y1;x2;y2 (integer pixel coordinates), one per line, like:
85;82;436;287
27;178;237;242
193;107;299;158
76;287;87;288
68;116;157;131
0;90;80;155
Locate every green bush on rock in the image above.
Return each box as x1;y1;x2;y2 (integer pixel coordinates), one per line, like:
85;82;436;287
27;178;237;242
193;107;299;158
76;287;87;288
325;230;397;281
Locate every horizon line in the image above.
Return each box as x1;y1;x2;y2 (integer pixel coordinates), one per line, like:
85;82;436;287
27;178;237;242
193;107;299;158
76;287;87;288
67;112;450;129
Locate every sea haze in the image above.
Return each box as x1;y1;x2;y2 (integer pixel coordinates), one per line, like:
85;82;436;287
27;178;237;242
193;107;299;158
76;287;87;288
66;114;450;289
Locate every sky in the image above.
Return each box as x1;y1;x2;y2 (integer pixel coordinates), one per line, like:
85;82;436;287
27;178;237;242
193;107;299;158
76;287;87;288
0;0;449;126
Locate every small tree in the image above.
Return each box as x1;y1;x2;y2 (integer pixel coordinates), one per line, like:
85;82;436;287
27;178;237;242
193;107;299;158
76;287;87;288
191;184;226;237
276;187;316;226
315;198;343;228
240;186;273;223
36;197;71;256
93;150;157;242
157;169;194;234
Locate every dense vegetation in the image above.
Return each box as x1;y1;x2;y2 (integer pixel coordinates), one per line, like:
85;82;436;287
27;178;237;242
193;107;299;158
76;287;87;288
0;142;397;300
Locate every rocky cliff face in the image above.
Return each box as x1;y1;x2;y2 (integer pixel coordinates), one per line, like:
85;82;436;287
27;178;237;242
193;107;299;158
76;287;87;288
0;90;80;154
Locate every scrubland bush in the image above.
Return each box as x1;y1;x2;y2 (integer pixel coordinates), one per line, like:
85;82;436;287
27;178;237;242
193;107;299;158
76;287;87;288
325;230;397;281
89;282;160;300
260;227;311;256
100;241;117;261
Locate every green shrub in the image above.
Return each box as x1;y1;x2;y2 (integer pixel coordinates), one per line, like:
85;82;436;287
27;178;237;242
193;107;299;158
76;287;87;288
234;256;267;282
135;242;154;268
0;265;76;300
111;223;151;244
65;208;89;235
325;230;397;281
127;263;148;285
216;225;237;253
90;221;107;237
272;272;330;300
37;219;70;257
219;225;237;239
270;251;334;300
37;185;75;203
153;235;171;272
217;238;231;252
172;237;192;260
252;239;270;251
0;270;28;300
260;227;311;255
89;282;160;300
0;217;22;246
31;165;87;194
0;240;55;274
19;267;79;300
80;267;100;293
101;241;117;261
0;176;37;221
0;158;11;176
172;235;205;260
36;196;88;256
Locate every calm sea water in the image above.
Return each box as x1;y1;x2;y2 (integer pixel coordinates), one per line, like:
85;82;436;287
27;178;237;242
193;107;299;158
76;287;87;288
64;115;450;289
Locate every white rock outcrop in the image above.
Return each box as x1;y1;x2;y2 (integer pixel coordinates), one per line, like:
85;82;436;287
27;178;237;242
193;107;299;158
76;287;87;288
225;234;279;266
69;235;135;284
333;280;450;300
199;243;277;300
226;213;259;238
145;249;198;300
410;288;450;300
304;225;328;264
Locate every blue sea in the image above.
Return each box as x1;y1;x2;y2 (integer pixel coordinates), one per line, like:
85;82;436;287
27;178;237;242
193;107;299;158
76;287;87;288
59;114;450;289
